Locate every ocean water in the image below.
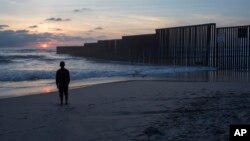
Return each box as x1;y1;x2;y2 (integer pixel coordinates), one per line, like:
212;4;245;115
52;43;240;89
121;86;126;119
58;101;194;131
0;48;215;98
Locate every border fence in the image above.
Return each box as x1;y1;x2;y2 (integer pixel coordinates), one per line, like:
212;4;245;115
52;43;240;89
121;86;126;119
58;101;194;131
217;26;250;70
156;23;216;66
57;23;250;70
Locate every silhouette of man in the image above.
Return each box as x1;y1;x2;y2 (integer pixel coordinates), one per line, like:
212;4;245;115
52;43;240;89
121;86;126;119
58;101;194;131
56;61;70;105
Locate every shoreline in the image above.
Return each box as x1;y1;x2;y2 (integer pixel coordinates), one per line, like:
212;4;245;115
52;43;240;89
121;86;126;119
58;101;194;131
0;78;206;100
0;77;136;100
1;70;250;99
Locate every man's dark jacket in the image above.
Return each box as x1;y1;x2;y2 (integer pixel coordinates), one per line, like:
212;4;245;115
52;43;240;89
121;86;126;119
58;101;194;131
56;68;70;87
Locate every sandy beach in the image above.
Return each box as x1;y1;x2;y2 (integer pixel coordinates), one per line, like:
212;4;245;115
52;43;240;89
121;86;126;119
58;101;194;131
0;80;250;141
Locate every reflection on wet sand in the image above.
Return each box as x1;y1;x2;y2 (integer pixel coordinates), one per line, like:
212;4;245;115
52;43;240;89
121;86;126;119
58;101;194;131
43;86;54;93
168;70;250;82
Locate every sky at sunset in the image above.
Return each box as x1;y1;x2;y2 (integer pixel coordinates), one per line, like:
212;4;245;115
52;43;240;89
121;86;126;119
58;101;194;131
0;0;250;48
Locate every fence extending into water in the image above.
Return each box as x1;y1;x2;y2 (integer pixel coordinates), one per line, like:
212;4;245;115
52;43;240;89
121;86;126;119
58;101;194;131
57;23;250;70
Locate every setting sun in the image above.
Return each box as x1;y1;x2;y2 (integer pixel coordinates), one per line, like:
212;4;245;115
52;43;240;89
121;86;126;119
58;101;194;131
42;44;48;48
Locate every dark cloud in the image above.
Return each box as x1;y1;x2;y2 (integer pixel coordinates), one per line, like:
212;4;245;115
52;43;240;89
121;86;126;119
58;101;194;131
16;30;29;34
28;25;38;28
49;28;62;31
87;27;104;33
0;29;89;47
46;17;71;22
73;9;80;12
94;27;104;30
73;8;91;12
0;25;9;29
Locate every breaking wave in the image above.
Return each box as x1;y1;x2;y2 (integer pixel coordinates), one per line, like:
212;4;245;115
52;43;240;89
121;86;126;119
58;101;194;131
0;66;214;82
0;48;215;82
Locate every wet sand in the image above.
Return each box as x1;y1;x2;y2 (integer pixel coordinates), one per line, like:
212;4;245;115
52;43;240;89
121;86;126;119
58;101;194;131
0;80;250;141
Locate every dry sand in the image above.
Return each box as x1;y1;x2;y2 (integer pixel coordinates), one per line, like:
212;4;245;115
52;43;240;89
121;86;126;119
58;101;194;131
0;80;250;141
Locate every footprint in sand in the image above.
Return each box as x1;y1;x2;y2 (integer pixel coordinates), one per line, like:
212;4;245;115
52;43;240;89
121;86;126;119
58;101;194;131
88;104;95;110
65;107;75;111
33;125;46;130
143;126;164;137
19;112;28;115
17;112;29;120
17;117;28;120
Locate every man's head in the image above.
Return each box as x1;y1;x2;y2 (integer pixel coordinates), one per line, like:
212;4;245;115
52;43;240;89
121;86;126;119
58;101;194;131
60;61;65;68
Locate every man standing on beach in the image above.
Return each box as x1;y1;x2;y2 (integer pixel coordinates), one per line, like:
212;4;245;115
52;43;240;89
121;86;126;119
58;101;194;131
56;61;70;105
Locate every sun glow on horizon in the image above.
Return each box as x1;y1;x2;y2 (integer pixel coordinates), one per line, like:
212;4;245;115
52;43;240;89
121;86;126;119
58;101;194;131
42;44;48;48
